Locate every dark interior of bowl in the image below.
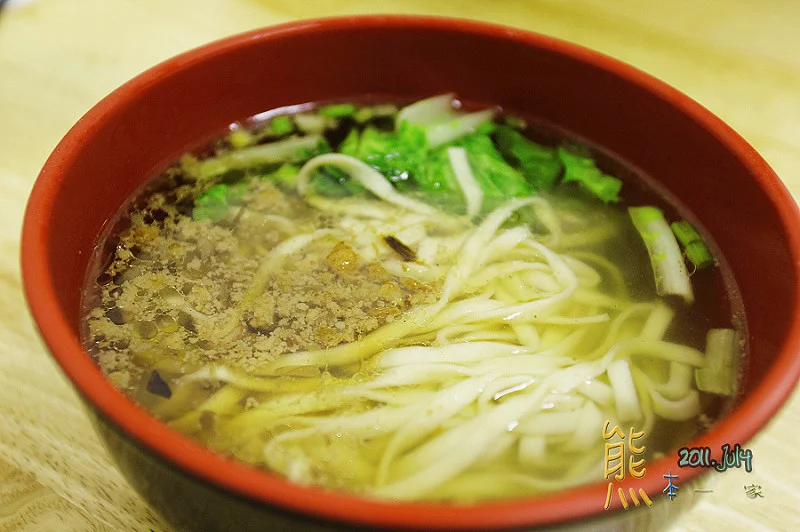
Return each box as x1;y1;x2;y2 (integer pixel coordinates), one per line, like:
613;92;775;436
28;16;799;531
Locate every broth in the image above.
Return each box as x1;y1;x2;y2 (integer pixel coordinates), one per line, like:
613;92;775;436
81;95;744;502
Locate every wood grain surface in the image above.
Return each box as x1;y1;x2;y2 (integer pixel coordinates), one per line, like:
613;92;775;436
1;1;798;530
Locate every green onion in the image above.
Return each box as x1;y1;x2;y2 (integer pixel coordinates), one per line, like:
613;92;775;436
695;328;738;396
629;206;694;303
671;220;714;270
182;135;323;180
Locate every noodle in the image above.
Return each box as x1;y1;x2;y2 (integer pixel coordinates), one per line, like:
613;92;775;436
82;96;740;503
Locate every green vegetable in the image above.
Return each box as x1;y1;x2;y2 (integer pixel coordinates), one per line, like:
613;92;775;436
695;328;738;396
332;125;532;213
269;116;294;136
317;103;356;118
295;113;330;134
396;93;458;126
353;107;374;123
456;134;532;199
629;206;693;303
396;94;496;149
182;135;324;180
192;182;248;221
193;184;228;221
671;220;714;270
404;133;532;215
557;145;622;202
353;123;428;184
306;96;548;209
424;109;496;149
294;137;332;163
495;126;562;191
338;128;360;157
265;164;300;187
296;154;436;215
228;128;256;149
475;121;497;135
308;165;365;198
353;104;398;123
413;145;461;195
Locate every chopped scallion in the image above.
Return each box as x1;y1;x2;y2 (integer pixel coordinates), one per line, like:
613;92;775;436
629;206;694;303
695;328;738;396
671;220;714;270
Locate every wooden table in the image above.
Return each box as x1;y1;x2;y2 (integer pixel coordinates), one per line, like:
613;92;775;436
1;1;798;530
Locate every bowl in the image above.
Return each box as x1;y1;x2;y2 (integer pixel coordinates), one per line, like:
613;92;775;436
21;15;800;532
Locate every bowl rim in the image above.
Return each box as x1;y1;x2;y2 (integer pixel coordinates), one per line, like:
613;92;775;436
20;14;800;530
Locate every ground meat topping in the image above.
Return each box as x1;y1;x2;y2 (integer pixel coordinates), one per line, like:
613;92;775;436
86;177;440;387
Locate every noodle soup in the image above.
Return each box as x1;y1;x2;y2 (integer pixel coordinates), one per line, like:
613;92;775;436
82;95;743;502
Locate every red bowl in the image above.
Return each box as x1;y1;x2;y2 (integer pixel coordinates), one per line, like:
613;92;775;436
21;15;800;531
